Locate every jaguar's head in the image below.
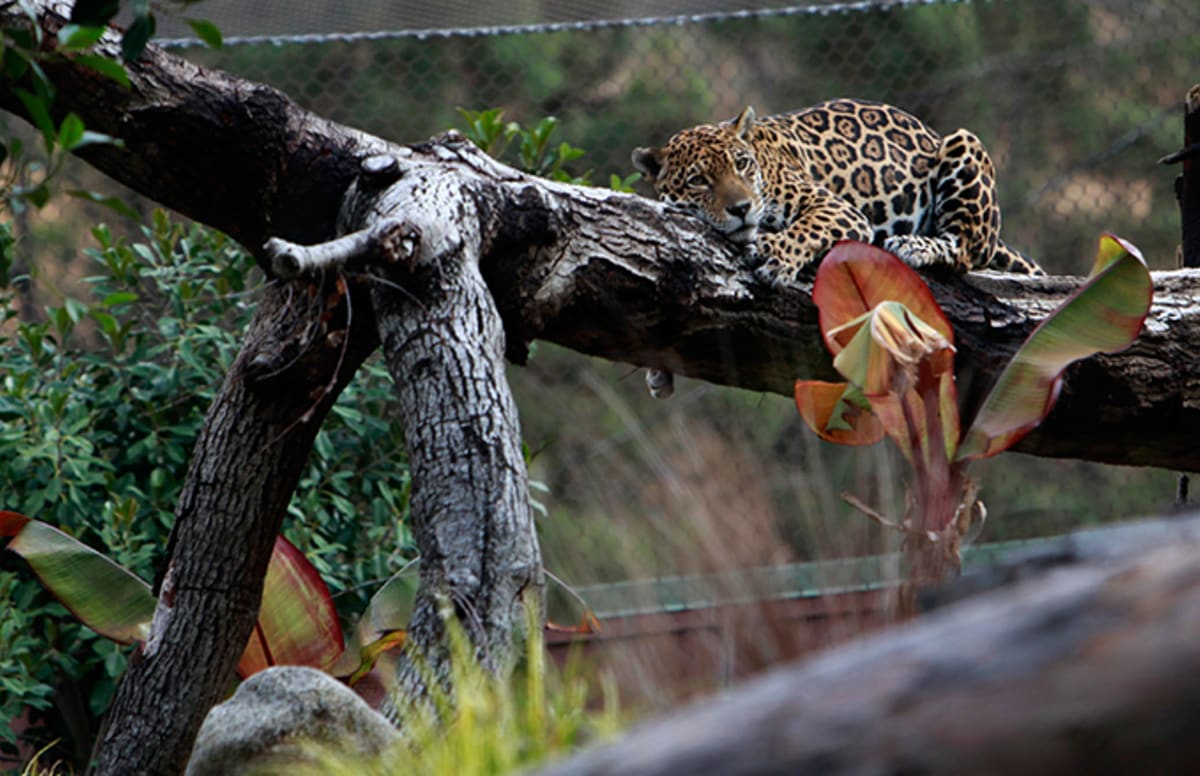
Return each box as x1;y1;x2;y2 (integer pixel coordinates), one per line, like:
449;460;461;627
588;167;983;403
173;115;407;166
632;107;770;244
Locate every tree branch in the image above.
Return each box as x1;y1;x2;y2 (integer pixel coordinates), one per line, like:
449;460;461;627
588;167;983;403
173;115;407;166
5;4;1200;471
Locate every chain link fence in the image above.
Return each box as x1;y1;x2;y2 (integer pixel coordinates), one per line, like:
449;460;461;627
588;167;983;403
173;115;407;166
175;0;1200;274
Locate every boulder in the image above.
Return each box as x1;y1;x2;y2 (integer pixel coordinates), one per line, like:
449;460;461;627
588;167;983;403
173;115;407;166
185;666;398;775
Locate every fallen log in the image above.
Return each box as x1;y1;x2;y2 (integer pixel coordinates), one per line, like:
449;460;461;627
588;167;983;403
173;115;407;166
538;515;1200;776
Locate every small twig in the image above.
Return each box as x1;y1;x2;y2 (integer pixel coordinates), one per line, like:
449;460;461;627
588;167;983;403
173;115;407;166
264;218;418;279
1159;142;1200;165
841;492;904;531
543;567;594;619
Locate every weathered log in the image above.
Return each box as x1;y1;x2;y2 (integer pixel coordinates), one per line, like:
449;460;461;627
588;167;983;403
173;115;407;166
337;154;545;719
536;515;1200;776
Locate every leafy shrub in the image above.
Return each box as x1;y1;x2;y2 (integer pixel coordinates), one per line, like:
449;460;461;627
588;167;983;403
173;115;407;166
0;214;415;763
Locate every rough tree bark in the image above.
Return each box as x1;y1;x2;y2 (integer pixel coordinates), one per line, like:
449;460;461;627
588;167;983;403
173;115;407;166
4;2;1200;773
535;516;1200;776
90;285;379;774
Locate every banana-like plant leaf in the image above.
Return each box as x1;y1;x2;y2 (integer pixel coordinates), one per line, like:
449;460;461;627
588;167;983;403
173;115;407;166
4;511;347;678
2;511;155;644
238;534;345;677
956;234;1152;460
813;241;954;357
346;629;408;688
829;301;955;395
794;380;886;445
359;564;419;645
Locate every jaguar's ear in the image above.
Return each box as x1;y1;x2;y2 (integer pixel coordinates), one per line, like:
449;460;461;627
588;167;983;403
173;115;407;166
631;146;665;180
733;106;757;139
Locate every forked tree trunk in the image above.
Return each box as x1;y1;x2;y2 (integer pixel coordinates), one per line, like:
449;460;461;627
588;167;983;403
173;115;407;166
91;285;380;773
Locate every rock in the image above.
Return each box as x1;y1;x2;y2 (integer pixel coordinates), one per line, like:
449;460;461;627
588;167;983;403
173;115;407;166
185;666;398;775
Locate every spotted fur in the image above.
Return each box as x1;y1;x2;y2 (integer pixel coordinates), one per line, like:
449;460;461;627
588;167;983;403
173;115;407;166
632;99;1043;280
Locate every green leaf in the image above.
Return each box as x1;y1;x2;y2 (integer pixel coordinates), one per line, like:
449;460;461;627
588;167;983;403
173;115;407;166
794;380;885;445
3;515;155;644
91;310;117;335
360;567;419;646
609;171;641;193
74;54;130;87
68;189;139;219
14;88;56;151
57;24;106;51
70;0;120;26
57;113;85;151
23;184;50;210
957;234;1152;460
237;535;344;677
101;291;139;307
2;47;31;80
121;13;155;62
51;112;123;154
185;18;223;48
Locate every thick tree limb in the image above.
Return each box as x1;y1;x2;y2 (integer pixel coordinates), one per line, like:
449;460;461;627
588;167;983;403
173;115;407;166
535;516;1200;776
337;154;544;719
89;281;378;774
5;2;1199;473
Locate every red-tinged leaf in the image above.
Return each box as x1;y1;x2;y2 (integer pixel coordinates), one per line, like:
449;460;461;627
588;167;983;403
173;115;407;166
794;380;886;446
867;355;960;469
545;610;603;635
814;241;954;356
957;233;1152;460
237;535;344;677
0;510;32;536
5;518;154;644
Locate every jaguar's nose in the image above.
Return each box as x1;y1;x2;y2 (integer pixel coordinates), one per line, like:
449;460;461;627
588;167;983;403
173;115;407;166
726;200;751;219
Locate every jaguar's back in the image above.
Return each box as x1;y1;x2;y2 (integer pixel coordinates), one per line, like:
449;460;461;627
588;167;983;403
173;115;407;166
633;98;1042;279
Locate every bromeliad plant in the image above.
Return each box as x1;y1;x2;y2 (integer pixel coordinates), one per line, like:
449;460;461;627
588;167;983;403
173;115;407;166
0;510;404;696
794;237;1152;609
1;509;597;708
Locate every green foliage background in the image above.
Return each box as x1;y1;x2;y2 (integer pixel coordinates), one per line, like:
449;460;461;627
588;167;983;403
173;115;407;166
0;216;416;762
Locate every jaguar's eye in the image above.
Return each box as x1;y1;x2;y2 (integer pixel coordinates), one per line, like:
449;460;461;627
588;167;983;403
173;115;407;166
686;174;707;188
734;155;753;172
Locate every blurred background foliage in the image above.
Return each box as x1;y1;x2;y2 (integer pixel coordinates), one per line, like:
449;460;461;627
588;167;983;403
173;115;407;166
1;0;1194;766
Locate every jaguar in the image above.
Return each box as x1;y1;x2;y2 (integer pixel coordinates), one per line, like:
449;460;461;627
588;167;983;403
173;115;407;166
632;98;1042;280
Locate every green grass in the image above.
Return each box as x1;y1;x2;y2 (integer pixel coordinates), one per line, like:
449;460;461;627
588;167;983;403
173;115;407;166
300;608;623;775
